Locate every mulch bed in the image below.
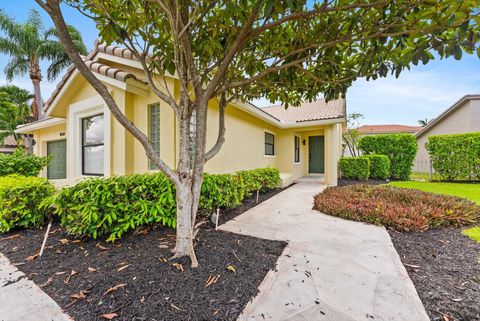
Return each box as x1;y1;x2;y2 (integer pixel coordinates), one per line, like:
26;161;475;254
389;228;480;321
212;187;287;226
0;189;288;321
337;178;388;187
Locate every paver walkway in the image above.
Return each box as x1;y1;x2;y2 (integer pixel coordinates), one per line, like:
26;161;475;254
220;179;429;321
0;253;71;321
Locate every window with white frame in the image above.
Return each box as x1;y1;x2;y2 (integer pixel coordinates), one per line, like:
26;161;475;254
148;103;161;169
82;114;104;176
189;109;196;166
265;132;275;156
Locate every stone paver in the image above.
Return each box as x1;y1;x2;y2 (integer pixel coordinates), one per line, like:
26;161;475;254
219;179;429;321
0;253;72;321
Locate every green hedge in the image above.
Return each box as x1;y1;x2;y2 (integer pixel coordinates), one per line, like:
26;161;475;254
0;176;55;232
426;133;480;181
339;157;370;180
0;149;49;177
358;134;417;180
200;173;245;212
238;167;280;195
46;167;280;241
365;155;390;179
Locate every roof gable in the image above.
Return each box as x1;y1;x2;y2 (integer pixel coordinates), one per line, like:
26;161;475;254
416;94;480;138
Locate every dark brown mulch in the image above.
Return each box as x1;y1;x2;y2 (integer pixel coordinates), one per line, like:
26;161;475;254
337;178;388;187
0;225;286;321
213;187;287;226
389;228;480;321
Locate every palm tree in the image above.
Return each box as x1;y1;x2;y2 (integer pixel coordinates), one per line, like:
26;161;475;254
0;9;87;120
418;118;430;126
0;85;33;145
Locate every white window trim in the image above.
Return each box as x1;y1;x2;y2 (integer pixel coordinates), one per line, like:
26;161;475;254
67;95;111;180
264;129;276;158
294;135;301;164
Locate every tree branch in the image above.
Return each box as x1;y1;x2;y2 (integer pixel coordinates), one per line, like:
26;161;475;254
205;92;228;162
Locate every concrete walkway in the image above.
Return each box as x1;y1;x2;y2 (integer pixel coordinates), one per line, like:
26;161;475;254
0;253;71;321
219;179;429;321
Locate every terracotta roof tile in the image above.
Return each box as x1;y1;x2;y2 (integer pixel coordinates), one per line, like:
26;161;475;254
44;43;144;111
358;124;421;134
261;98;345;123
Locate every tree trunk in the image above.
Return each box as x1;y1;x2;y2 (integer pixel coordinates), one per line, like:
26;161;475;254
30;62;44;121
172;178;198;268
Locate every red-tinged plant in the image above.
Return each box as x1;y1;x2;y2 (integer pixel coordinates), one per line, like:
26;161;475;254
313;185;480;231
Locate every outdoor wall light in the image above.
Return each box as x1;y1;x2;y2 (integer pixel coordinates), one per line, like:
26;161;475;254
302;139;306;146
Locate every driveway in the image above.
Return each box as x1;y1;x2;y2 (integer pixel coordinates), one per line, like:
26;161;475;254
219;180;429;321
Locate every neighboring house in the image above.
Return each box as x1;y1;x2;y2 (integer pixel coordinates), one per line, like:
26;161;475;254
0;135;18;154
357;124;421;135
414;94;480;173
343;124;421;156
16;43;345;187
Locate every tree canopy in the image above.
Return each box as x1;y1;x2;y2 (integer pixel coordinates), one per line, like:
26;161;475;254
0;85;33;145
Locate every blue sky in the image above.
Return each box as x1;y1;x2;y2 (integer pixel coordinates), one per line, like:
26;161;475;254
1;2;480;126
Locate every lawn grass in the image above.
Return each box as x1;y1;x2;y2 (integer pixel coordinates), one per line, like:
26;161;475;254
388;181;480;204
463;227;480;242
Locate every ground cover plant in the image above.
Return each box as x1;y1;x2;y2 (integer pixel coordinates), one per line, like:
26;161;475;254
389;181;480;204
0;175;54;232
358;134;417;180
313;185;480;231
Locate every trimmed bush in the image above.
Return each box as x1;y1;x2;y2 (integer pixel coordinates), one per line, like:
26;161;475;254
200;173;245;212
237;167;280;195
0;175;55;232
313;185;480;231
46;167;280;241
358;134;417;180
0;149;49;177
339;157;370;180
46;173;177;241
365;155;390;179
426;133;480;181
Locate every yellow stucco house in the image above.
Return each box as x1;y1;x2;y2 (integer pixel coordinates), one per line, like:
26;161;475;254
16;43;345;187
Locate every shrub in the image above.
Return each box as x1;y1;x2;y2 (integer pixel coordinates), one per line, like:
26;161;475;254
46;173;177;241
0;149;49;177
426;133;480;181
313;185;480;231
200;173;245;213
237;167;280;195
339;157;370;180
0;175;55;232
46;168;280;241
358;134;417;180
365;155;390;179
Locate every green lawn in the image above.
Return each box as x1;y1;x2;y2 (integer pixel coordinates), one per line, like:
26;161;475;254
388;181;480;204
463;227;480;242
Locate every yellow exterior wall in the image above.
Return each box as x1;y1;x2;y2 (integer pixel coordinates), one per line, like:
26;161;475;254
27;58;344;186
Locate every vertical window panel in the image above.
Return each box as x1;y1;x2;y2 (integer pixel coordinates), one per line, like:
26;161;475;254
149;103;161;170
82;114;104;176
265;132;275;156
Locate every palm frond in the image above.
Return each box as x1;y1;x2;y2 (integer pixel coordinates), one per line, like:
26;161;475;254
0;9;26;44
0;37;22;56
3;56;29;81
